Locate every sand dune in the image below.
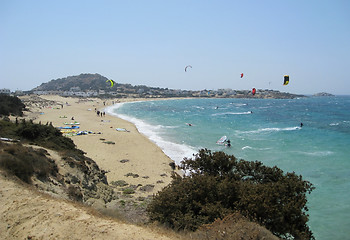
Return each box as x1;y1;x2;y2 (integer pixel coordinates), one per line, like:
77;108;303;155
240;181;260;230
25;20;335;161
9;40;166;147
0;173;177;240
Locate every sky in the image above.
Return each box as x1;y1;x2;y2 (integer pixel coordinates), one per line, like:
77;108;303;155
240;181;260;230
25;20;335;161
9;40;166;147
1;0;349;95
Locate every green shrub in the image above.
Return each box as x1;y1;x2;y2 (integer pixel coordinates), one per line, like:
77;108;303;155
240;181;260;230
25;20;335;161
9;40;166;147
0;94;25;117
0;142;58;183
193;212;280;240
147;149;314;240
0;152;34;183
123;188;135;195
0;119;80;153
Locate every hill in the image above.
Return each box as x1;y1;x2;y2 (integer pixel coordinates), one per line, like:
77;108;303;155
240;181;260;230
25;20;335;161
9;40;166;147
33;73;112;92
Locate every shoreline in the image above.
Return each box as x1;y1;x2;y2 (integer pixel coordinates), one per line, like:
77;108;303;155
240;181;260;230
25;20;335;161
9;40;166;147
24;95;179;197
104;101;198;166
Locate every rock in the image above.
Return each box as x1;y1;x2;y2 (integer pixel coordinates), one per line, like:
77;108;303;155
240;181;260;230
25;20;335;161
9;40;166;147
85;198;106;211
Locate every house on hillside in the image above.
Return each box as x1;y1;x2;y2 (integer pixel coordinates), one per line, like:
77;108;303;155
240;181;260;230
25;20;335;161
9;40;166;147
70;87;81;92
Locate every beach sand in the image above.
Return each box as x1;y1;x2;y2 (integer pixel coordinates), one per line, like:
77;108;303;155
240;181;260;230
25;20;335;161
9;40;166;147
0;95;183;239
28;95;176;197
0;172;180;240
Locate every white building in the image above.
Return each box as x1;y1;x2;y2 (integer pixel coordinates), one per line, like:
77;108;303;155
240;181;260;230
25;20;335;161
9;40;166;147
70;87;81;92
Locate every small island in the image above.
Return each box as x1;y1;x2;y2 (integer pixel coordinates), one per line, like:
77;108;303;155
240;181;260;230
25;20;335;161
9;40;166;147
313;92;335;97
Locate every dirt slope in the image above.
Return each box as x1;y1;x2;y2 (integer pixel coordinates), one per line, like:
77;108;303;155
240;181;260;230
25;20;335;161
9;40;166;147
0;173;178;240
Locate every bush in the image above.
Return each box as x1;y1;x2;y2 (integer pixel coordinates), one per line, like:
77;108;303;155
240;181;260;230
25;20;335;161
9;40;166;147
0;152;34;183
193;212;280;240
0;119;80;154
0;94;25;117
123;188;135;195
147;149;315;240
0;142;58;183
67;185;83;201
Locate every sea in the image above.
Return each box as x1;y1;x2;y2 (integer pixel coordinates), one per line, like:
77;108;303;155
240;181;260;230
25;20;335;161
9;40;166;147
106;96;350;240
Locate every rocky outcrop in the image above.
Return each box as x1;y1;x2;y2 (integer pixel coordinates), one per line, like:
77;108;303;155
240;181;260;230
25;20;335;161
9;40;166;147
24;145;150;223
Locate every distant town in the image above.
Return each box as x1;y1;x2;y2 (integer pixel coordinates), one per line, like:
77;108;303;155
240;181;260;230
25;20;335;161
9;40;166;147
0;86;309;99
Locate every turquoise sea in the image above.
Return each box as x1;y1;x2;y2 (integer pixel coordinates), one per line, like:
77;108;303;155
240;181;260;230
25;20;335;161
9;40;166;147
106;96;350;240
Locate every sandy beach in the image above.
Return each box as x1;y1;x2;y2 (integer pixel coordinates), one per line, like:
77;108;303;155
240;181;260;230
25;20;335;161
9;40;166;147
0;95;183;239
26;95;177;197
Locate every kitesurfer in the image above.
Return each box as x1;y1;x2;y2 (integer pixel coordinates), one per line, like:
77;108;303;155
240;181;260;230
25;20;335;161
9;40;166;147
300;122;303;127
226;139;231;147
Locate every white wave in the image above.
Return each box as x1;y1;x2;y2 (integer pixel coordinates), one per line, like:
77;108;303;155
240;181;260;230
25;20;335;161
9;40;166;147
211;111;252;116
162;125;179;129
242;146;272;151
242;146;253;150
238;126;301;134
105;103;197;166
297;151;334;157
230;103;247;106
330;122;340;126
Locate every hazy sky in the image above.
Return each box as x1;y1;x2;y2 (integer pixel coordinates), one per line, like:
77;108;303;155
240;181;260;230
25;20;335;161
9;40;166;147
1;0;349;94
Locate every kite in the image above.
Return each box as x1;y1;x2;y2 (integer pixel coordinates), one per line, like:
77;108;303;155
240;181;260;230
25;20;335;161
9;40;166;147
185;65;192;72
283;75;289;85
252;88;256;95
106;79;114;88
240;73;244;78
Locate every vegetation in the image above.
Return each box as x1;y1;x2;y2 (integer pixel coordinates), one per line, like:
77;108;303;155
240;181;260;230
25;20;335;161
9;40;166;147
0;118;88;184
0;119;83;154
147;149;315;240
0;94;25;117
192;212;280;240
0;141;58;183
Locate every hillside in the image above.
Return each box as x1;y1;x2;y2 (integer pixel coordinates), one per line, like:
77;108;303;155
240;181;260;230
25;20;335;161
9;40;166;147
33;73;113;92
0;171;178;240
